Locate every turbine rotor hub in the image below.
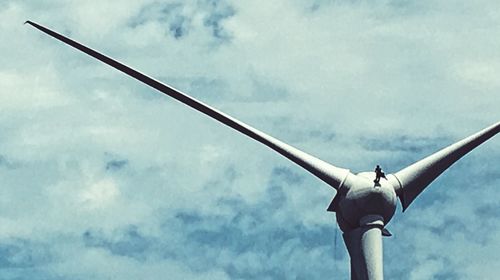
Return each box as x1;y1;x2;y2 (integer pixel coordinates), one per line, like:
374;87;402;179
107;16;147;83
335;172;397;232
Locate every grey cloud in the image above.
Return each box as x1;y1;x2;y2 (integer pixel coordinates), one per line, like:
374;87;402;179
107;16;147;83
83;206;342;279
303;0;429;17
222;166;238;182
0;238;62;280
434;271;461;280
73;165;342;278
270;166;305;185
256;115;339;146
0;155;18;169
0;239;52;269
129;0;235;41
105;159;129;171
358;134;455;172
308;129;336;142
401;187;451;211
83;226;152;260
421;216;470;238
174;188;337;256
185;77;230;101
474;203;500;218
246;74;289;102
201;0;235;40
130;2;189;39
360;134;450;154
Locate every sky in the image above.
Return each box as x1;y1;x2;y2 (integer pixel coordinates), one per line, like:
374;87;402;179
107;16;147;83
0;0;499;279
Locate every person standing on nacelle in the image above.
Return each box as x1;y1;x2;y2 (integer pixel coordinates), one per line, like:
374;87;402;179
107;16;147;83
374;165;387;183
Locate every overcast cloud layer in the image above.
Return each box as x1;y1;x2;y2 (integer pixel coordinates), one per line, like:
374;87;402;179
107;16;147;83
1;1;499;279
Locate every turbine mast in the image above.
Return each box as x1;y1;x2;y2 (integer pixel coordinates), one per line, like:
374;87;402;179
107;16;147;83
343;215;384;280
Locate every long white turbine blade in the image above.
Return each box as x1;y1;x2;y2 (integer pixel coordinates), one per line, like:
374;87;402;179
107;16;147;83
391;121;500;211
26;20;351;190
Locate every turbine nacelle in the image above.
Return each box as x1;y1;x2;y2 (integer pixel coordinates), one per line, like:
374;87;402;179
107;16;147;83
334;172;397;233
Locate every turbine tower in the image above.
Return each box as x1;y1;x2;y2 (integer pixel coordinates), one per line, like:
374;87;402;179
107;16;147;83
26;21;500;280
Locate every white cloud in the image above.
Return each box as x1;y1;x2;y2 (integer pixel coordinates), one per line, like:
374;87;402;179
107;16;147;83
79;178;120;209
452;60;500;89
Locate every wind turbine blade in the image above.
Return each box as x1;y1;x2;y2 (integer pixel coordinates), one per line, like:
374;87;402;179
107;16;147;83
25;20;351;190
343;222;384;280
392;121;500;211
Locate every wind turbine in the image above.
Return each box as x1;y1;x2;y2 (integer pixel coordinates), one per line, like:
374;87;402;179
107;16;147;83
26;21;499;280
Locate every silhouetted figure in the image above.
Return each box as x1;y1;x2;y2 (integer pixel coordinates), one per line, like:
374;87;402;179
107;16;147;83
374;165;387;183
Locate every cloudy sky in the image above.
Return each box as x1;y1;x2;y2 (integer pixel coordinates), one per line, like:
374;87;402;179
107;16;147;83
1;0;499;279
